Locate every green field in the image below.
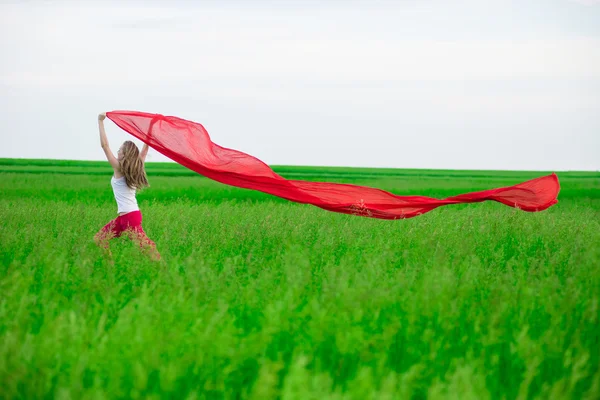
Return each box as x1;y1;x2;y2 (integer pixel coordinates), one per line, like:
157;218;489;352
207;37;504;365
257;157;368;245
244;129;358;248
1;159;599;399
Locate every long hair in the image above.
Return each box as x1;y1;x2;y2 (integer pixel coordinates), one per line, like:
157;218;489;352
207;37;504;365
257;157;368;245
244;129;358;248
119;141;149;190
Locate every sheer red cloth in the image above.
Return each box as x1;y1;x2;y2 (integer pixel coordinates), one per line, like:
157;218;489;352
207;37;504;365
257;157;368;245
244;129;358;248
106;111;560;220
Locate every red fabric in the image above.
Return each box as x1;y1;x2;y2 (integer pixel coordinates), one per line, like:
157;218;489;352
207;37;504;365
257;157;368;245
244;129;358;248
96;210;157;248
106;111;560;220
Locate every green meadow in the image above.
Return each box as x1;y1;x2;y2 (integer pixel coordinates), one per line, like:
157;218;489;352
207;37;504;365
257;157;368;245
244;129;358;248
0;158;599;399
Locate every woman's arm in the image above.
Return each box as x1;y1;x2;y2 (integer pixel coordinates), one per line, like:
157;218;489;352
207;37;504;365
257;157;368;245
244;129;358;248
140;143;149;162
98;113;120;171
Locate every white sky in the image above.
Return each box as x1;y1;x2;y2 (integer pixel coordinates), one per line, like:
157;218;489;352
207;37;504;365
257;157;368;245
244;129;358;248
0;0;599;171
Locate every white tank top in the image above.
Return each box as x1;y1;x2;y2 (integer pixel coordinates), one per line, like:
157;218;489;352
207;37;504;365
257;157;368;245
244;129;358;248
111;176;139;214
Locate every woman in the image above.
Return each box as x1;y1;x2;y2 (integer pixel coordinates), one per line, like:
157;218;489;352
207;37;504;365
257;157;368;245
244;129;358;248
94;112;160;260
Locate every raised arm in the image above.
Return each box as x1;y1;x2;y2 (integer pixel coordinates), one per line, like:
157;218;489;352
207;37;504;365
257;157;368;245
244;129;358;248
140;143;149;162
98;113;120;171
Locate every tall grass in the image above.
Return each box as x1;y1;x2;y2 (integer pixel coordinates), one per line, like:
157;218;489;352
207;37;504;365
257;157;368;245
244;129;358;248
0;161;599;399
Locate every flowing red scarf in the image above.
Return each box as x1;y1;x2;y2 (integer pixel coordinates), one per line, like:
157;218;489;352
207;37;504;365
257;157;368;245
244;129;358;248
106;111;560;220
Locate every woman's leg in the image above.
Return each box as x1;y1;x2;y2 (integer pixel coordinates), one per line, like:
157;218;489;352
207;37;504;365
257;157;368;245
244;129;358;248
94;217;122;256
131;226;161;261
121;211;161;260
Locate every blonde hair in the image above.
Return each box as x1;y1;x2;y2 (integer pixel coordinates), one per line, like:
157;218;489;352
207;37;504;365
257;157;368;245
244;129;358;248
119;141;149;190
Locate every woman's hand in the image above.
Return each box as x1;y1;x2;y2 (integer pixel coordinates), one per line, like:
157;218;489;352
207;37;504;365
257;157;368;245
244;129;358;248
98;112;106;121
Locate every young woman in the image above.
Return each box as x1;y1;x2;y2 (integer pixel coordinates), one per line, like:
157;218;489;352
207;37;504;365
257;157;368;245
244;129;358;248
94;112;160;260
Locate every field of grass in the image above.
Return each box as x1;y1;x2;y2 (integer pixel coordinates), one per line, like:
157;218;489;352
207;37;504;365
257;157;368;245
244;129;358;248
1;159;599;399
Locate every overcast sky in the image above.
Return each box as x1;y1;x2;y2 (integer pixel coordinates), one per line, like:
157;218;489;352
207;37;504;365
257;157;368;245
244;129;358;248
0;0;598;171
